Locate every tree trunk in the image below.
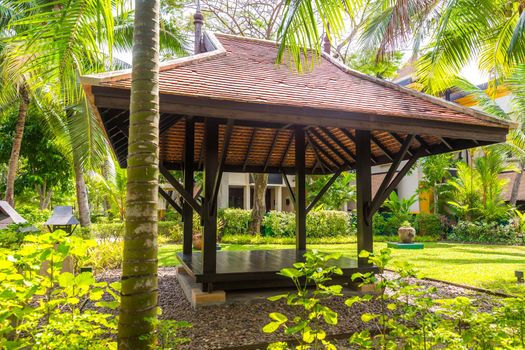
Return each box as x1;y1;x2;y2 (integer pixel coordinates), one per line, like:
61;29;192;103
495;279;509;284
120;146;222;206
433;183;439;214
118;0;160;348
249;173;268;235
5;85;29;207
510;164;524;206
73;151;91;227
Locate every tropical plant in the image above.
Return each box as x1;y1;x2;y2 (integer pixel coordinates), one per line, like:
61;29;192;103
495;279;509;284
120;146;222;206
447;149;513;222
419;153;455;214
0;230;120;349
118;0;161;348
382;191;417;220
307;172;356;210
263;250;343;349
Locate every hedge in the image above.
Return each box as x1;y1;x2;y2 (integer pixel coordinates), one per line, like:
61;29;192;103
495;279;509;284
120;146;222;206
90;221;182;242
448;221;521;244
262;210;355;238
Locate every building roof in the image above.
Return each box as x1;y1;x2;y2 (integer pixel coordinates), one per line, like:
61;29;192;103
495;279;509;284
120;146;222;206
81;32;511;174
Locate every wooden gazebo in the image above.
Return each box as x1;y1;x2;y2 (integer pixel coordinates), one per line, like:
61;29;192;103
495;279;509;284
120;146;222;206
82;32;510;293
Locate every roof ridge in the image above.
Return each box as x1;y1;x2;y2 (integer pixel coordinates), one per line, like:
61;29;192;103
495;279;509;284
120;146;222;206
212;32;278;46
321;52;512;129
81;32;227;86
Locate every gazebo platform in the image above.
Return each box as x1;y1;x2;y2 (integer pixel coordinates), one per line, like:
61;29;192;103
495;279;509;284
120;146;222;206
177;249;378;291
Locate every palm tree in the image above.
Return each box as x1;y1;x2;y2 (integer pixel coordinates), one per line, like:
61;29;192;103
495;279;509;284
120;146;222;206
278;1;525;94
118;0;161;347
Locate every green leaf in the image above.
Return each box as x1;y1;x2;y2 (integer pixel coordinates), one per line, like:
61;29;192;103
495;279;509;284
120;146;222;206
284;320;307;335
269;312;288;323
75;272;95;287
387;303;397;311
345;296;362;307
279;268;303;278
361;313;379;323
322;308;338;325
268;294;288;302
58;272;74;287
263;321;280;333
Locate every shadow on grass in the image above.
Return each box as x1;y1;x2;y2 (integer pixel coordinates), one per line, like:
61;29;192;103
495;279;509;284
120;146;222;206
411;256;525;265
479;279;525;296
450;247;525;259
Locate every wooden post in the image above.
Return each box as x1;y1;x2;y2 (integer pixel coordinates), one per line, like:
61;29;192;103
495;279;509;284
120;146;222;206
356;130;373;266
295;127;306;252
203;119;218;281
183;118;194;256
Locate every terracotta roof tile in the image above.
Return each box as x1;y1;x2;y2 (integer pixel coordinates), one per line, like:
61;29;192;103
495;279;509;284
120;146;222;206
96;33;507;130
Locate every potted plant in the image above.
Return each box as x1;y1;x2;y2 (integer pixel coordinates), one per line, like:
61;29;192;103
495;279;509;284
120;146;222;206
398;220;416;243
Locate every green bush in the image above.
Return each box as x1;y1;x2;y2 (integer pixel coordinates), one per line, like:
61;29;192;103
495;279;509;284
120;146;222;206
416;213;443;237
85;240;123;273
373;212;415;236
218;208;252;236
262;210;354;238
0;224;40;249
16;205;51;224
91;221;183;242
158;221;183;242
449;221;520;244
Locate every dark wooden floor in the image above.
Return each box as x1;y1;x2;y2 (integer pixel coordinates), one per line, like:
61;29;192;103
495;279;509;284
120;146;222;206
177;249;377;291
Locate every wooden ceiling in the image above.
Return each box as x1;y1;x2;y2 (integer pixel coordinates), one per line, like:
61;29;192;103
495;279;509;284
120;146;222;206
100;108;492;174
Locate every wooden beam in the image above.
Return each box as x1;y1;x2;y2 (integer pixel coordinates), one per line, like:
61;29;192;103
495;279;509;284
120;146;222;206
160;115;183;135
306;170;342;214
243;128;257;171
318;127;356;162
355;130;373;267
309;128;352;168
369;147;426;218
370;134;415;217
306;134;329;173
92;86;509;143
371;134;395;161
440;137;454;150
203;118;219;278
279;132;294;168
281;168;296;203
159;188;182;214
390;132;414;157
295;127;307;251
340;128;378;165
211;120;234;211
307;131;341;169
415;135;432;155
159;165;202;214
264;129;281;172
183;117;195;256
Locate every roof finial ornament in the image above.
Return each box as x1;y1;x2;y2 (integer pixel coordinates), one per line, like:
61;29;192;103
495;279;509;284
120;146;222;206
194;0;204;54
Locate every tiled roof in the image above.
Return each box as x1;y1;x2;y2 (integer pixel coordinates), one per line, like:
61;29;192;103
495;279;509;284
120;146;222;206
87;32;508;130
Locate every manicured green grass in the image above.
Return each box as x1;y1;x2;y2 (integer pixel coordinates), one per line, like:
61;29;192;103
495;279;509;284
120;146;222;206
158;242;525;296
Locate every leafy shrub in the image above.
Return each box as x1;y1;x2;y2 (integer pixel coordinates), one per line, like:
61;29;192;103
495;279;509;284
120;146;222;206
218;208;252;236
262;210;354;238
0;231;120;348
448;221;519;244
158;221;183;242
0;223;39;249
373;212;416;236
416;213;443;237
91;221;183;242
85;240;123;273
262;211;296;237
16;204;51;223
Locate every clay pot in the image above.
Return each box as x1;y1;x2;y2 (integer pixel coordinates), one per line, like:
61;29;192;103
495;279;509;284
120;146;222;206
398;226;416;243
192;233;203;250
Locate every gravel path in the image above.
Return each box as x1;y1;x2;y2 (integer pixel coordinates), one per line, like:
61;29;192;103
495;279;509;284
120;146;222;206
98;268;504;349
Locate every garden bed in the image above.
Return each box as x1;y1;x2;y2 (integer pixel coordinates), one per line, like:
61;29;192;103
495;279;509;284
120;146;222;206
99;267;503;349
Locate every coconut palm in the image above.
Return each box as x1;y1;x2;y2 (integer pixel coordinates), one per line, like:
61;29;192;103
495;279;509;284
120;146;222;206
1;0;186;224
278;0;525;94
117;0;161;347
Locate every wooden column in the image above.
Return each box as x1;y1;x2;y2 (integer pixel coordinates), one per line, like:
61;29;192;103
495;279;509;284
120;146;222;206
203;119;218;279
355;129;373;266
295;127;306;251
183;118;194;256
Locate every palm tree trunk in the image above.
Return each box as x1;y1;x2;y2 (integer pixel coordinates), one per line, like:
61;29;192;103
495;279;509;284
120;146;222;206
249;173;268;235
73;151;91;227
118;0;160;348
5;85;29;207
510;164;524;206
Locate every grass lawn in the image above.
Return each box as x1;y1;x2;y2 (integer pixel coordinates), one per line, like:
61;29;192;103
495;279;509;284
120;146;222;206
159;242;525;296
